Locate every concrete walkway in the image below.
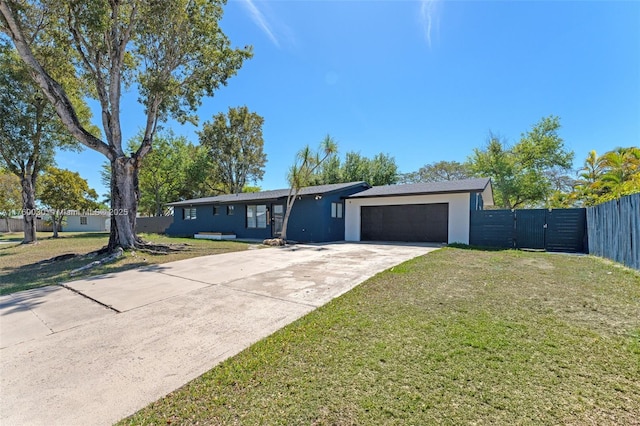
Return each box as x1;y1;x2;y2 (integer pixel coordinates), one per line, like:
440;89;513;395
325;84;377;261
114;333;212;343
0;242;439;426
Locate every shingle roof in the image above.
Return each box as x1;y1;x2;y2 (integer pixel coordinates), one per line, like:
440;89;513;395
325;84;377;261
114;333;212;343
166;181;369;206
347;178;491;198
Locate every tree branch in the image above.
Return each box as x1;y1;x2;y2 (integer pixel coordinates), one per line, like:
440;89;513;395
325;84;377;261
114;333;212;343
0;1;111;159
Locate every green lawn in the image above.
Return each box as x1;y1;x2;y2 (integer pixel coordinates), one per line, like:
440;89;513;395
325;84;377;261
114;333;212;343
0;232;250;295
120;248;640;425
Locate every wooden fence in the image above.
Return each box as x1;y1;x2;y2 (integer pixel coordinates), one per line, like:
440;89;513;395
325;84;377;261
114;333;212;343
135;216;173;234
1;216;173;234
469;208;587;253
587;193;640;270
0;217;54;233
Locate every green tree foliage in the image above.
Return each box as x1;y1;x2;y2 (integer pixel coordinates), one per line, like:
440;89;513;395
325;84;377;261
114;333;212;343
176;144;225;199
312;154;342;185
469;116;573;209
570;147;640;206
368;153;399;186
282;135;338;241
198;106;267;194
399;160;473;184
100;140;224;212
0;42;93;243
130;131;193;217
342;152;398;186
312;151;399;186
1;0;252;250
0;171;21;231
38;167;99;237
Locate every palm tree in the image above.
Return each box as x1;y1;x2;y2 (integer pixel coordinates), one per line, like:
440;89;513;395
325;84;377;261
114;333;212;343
599;147;640;188
280;135;338;242
574;147;640;205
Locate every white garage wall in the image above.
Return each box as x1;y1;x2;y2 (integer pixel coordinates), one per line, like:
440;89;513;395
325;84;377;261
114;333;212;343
345;193;471;244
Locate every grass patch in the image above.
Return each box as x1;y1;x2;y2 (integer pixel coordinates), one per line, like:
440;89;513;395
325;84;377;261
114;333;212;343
0;232;250;295
120;248;640;425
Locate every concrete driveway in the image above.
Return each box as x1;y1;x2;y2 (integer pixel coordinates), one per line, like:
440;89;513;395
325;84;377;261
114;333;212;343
0;242;439;425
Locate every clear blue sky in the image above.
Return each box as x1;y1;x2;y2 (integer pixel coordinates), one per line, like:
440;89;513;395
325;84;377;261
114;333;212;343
55;0;640;198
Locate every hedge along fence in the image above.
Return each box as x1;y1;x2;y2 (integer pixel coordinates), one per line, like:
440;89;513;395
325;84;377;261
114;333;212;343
587;193;640;270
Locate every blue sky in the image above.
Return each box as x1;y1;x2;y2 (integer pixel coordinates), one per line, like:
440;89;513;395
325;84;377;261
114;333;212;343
55;0;640;197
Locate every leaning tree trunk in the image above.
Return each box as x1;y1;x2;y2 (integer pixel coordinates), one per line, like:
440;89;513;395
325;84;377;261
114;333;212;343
20;175;37;244
280;191;298;242
108;157;141;250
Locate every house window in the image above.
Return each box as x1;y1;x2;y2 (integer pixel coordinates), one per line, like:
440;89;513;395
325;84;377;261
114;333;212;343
247;205;267;228
213;206;221;215
227;205;235;215
331;202;343;218
80;216;88;225
184;207;197;220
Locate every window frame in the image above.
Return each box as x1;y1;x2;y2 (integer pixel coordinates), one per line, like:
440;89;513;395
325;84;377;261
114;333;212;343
246;204;268;229
227;205;235;215
184;207;197;220
80;216;88;225
331;202;343;219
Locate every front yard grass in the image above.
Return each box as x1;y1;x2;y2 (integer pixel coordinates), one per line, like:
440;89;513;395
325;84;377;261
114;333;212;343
121;248;640;425
0;232;250;295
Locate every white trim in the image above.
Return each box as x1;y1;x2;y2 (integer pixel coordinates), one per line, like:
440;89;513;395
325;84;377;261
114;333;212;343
345;193;471;244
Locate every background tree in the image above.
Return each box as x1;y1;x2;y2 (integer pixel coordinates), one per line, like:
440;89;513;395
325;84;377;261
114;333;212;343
342;152;370;184
312;151;398;186
1;0;252;250
180;144;223;199
282;135;338;241
131;131;193;216
368;153;399;186
0;170;21;232
469;116;573;209
101;140;230;211
399;160;472;184
38;167;99;237
572;147;640;205
0;43;92;243
198;106;267;194
309;154;342;186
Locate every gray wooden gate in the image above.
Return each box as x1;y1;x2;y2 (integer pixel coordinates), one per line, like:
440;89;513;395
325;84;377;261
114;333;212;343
470;208;587;253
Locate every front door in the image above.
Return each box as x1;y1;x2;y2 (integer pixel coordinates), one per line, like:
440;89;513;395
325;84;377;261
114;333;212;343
271;204;284;237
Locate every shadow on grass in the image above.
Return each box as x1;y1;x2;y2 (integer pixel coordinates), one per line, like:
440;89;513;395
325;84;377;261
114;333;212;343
0;253;151;296
44;232;110;240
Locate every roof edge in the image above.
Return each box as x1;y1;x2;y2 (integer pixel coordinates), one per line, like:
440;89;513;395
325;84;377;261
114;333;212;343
166;181;369;207
347;188;488;199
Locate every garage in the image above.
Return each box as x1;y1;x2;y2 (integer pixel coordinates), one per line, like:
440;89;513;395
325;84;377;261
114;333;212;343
361;203;449;242
344;178;494;245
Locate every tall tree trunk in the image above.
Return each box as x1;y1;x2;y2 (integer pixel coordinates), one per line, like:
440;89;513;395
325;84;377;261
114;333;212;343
108;157;140;250
52;214;59;238
156;191;162;217
20;175;37;244
5;216;11;233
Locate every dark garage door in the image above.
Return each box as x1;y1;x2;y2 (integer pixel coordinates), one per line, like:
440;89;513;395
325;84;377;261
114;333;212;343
361;203;448;242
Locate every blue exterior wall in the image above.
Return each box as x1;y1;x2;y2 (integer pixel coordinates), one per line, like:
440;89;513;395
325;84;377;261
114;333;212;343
166;203;272;240
165;184;368;242
469;192;484;211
